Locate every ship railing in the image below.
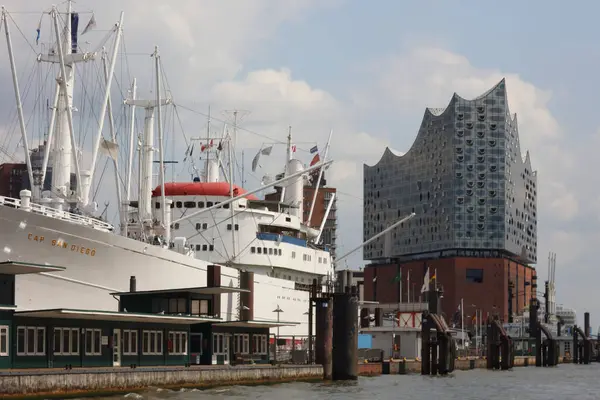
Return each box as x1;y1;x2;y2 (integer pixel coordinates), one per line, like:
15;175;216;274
0;195;114;232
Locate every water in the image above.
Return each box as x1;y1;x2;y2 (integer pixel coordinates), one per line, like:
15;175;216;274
97;364;600;400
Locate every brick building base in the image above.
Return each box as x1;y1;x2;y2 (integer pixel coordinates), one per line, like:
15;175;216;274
363;257;536;326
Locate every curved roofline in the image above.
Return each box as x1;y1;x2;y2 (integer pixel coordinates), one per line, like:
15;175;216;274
365;78;508;169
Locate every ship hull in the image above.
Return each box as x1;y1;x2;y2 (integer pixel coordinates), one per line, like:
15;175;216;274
0;206;310;337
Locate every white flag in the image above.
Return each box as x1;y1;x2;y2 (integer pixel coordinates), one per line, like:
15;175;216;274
420;267;430;293
81;14;96;35
99;139;119;160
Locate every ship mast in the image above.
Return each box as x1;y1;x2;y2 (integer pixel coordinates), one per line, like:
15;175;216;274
49;1;82;207
2;8;35;195
124;47;171;239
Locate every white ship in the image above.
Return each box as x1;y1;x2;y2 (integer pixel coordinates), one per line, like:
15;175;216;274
0;2;335;339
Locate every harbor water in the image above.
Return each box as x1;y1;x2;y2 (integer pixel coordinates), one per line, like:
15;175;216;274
97;364;600;399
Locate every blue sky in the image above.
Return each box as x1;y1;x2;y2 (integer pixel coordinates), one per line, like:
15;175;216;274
1;0;598;326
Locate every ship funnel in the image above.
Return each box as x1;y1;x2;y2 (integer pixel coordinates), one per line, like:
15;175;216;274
129;275;137;292
283;159;304;218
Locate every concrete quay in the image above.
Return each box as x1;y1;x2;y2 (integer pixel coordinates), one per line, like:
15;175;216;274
0;364;323;399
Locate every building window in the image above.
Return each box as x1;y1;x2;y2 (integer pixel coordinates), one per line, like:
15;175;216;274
184;201;196;208
85;328;102;356
123;330;138;355
234;224;239;231
466;268;484;283
53;328;79;356
253;334;268;355
142;330;163;355
191;299;209;316
233;334;249;354
251;247;255;254
17;326;45;356
227;224;232;230
169;331;188;355
0;326;8;356
213;333;227;355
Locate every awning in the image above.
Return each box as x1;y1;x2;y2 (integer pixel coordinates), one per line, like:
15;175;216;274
110;286;250;296
0;305;16;311
15;308;220;325
0;261;66;275
216;320;299;329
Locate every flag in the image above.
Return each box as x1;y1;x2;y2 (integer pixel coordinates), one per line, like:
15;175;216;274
472;314;477;323
310;153;320;166
81;13;96;35
430;272;436;282
251;149;261;172
217;141;223;151
35;17;42;45
310;145;318;154
392;271;401;283
261;146;273;156
189;143;194;157
420;268;430;293
99;139;119;161
292;145;297;153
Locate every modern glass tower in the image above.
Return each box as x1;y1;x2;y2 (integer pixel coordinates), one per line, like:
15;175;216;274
363;79;537;264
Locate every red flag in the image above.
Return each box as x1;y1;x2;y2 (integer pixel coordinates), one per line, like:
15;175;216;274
310;153;320;166
292;145;297;153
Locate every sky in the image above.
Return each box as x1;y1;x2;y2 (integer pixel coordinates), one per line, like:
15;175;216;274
0;0;599;325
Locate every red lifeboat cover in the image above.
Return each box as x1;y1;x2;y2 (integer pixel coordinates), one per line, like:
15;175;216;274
152;182;258;200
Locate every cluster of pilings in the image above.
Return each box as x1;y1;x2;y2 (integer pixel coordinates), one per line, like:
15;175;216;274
309;270;359;381
528;298;559;367
572;312;593;364
486;316;515;370
421;285;456;376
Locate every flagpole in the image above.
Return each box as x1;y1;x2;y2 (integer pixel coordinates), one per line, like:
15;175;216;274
407;270;410;304
461;298;464;350
400;268;402;304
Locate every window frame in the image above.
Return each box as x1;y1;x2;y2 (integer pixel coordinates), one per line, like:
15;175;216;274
0;325;8;356
53;327;80;356
168;331;188;356
122;329;138;356
142;330;164;355
84;328;102;356
17;326;46;356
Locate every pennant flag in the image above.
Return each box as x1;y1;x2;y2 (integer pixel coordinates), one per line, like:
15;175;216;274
392;271;401;283
81;13;96;35
310;153;320;166
189;143;194;157
35;16;42;45
472;314;477;323
420;268;430;293
310;145;318;154
292;145;297;153
99;139;119;161
430;272;436;282
217;141;223;151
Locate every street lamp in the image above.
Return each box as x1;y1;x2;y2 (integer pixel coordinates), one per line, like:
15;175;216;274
273;305;283;361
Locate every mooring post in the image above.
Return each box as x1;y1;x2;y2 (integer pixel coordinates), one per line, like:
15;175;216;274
421;311;431;375
331;288;358;380
315;297;333;380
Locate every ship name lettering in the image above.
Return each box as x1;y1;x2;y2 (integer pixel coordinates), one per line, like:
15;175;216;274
26;232;96;257
27;234;45;243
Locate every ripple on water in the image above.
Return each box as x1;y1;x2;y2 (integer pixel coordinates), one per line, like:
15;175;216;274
92;364;600;400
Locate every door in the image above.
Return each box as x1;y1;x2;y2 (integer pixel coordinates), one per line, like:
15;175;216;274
112;329;121;367
223;334;230;365
0;325;9;369
190;333;202;365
